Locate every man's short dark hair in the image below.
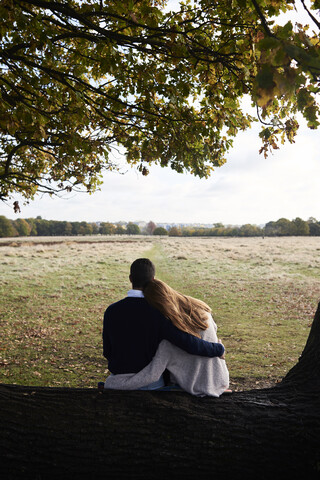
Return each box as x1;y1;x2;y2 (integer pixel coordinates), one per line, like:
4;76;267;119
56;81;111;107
130;258;155;288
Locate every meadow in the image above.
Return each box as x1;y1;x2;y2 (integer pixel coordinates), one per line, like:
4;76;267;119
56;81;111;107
0;235;319;391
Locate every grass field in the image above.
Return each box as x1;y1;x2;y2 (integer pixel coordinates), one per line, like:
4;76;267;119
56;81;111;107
0;235;319;391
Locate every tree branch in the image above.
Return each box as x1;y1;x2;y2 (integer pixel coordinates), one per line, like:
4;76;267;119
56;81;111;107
250;0;276;37
300;0;320;30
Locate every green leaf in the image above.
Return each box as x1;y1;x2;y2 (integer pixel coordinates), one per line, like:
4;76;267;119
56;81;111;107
257;37;280;51
256;66;275;90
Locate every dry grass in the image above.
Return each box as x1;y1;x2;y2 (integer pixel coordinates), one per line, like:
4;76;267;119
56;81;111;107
1;235;319;391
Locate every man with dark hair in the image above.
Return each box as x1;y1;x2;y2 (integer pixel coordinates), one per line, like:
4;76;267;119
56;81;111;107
102;258;224;390
129;258;155;288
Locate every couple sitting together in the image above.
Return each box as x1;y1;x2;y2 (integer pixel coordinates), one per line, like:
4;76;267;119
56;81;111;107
102;258;230;397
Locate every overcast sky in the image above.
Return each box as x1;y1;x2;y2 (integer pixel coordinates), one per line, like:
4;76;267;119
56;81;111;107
1;117;319;226
1;2;319;226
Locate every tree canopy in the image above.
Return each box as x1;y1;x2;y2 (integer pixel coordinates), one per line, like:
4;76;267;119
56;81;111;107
1;0;320;205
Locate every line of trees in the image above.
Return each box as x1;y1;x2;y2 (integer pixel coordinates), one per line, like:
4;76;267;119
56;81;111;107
0;216;140;238
1;216;320;239
179;217;320;237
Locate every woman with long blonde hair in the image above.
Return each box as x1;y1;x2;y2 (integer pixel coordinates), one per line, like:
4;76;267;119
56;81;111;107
104;278;230;397
143;279;212;338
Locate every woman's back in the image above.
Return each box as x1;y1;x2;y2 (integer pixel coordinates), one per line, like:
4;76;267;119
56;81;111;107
155;312;229;397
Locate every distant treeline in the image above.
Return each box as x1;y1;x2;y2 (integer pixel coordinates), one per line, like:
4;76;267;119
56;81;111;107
0;216;320;238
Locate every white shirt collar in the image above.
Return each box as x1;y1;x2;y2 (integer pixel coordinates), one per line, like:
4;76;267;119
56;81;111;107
127;289;144;298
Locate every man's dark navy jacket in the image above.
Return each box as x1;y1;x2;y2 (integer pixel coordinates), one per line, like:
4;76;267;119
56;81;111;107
103;294;224;374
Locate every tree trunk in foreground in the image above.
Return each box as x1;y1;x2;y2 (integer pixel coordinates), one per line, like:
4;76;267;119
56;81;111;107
1;303;320;480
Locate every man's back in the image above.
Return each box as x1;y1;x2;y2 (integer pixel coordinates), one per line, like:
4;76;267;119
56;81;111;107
103;296;169;374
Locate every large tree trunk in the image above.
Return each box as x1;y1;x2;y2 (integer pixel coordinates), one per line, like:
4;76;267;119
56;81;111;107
1;303;320;480
281;301;320;390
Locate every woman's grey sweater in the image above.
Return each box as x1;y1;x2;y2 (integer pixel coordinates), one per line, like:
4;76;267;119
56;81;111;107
104;313;229;397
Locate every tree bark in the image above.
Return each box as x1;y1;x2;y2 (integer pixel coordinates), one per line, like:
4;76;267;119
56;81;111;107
1;303;320;480
281;301;320;389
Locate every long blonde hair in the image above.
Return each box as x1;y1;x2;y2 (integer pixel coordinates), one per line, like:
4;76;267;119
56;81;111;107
143;279;211;337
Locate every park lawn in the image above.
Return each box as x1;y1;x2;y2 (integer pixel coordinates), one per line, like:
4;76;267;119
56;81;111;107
0;235;319;391
0;237;149;388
